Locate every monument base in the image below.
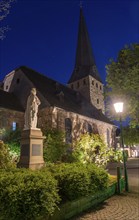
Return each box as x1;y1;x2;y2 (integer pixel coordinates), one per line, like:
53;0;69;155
17;129;45;170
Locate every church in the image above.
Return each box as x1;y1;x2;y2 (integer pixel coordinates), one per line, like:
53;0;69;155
0;8;116;147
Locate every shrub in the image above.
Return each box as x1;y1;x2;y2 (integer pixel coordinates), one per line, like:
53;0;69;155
2;129;21;163
43;129;69;163
43;162;109;201
72;133;114;167
2;129;21;145
0;141;15;168
0;169;60;220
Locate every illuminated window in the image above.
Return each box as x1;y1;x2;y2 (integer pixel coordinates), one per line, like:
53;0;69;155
12;122;17;131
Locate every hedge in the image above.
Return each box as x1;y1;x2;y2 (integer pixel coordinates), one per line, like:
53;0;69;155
0;169;60;220
42;163;109;201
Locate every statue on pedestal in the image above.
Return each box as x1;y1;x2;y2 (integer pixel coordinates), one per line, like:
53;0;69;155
24;88;41;130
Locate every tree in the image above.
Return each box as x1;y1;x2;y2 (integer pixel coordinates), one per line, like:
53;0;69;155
43;128;69;163
123;126;139;146
0;0;15;40
105;44;139;126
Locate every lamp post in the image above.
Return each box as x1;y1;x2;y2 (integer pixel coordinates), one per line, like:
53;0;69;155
114;102;129;192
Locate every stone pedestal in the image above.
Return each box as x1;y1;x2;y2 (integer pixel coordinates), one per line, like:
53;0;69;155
17;129;45;170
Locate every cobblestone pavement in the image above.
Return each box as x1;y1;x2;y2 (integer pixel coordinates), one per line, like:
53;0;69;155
72;191;139;220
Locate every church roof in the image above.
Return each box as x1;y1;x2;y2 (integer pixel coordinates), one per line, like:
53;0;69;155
68;8;102;83
0;89;24;112
17;66;113;125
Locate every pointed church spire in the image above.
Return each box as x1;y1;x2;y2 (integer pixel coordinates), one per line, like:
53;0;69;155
68;8;102;83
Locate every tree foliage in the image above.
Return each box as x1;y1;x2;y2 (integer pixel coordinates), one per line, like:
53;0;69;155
123;126;139;146
105;44;139;126
43;128;69;163
0;0;15;40
0;141;15;168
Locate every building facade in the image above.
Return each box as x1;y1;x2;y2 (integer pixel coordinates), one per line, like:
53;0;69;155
0;8;116;147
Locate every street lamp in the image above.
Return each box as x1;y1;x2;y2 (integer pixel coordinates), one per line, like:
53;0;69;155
114;102;129;192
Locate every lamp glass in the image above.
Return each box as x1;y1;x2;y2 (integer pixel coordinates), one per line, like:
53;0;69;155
114;102;123;113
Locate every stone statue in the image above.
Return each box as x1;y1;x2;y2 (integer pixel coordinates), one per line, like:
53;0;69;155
24;88;41;130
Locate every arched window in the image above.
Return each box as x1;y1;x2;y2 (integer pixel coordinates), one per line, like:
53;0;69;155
83;79;86;85
107;129;110;147
84;122;93;134
65;118;72;144
77;82;80;88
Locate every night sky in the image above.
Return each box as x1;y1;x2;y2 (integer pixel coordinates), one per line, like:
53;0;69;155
0;0;139;85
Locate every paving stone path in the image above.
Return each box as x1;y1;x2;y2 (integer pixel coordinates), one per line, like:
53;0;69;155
72;160;139;220
72;191;139;220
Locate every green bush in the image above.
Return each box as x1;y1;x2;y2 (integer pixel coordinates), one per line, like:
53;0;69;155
0;169;60;220
72;133;114;167
1;129;21;163
2;129;21;145
0;141;15;168
43;129;70;163
43;163;109;201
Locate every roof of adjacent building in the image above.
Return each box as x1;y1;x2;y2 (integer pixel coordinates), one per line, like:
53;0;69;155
0;89;24;112
68;8;102;84
16;66;113;125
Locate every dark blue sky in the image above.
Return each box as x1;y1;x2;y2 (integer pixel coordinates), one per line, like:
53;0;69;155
0;0;139;84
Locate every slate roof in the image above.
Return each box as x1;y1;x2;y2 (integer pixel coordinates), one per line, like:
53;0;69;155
68;8;102;83
0;89;24;112
18;66;113;125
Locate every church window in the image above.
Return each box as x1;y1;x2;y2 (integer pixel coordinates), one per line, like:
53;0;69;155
65;118;72;144
107;129;110;147
87;123;93;134
97;99;99;104
16;78;20;84
12;122;17;131
83;79;86;85
77;82;80;88
92;80;94;85
96;83;98;88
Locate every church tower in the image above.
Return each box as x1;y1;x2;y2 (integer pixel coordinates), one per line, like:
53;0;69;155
68;8;105;113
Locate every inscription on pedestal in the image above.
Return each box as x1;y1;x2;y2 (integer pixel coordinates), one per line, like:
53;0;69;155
21;144;29;156
32;144;41;156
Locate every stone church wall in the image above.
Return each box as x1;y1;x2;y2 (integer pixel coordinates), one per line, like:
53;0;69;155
39;106;115;147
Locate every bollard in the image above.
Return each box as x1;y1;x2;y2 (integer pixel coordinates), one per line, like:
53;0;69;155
117;166;122;194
